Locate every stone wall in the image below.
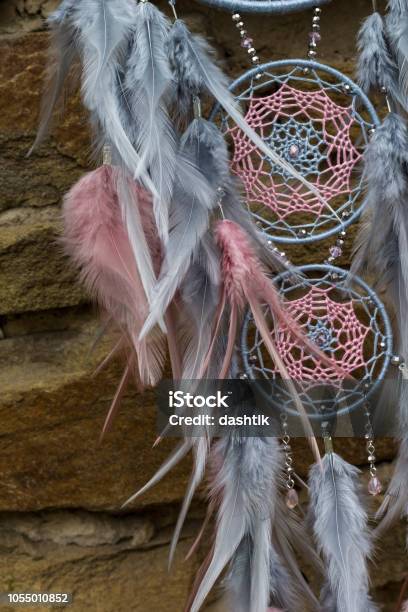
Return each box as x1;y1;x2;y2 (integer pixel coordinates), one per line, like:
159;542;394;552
0;0;405;610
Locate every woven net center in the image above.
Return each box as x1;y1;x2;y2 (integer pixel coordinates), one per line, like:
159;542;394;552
227;84;361;222
273;286;370;382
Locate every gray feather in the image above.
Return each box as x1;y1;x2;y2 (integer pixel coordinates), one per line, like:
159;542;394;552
140;120;228;338
376;428;408;534
167;19;328;204
353;113;408;542
30;0;79;152
179;258;221;379
272;495;322;610
308;452;373;612
189;435;282;612
319;580;380;612
72;0;157;191
356;12;400;101
124;2;177;243
352;113;408;356
386;0;408;108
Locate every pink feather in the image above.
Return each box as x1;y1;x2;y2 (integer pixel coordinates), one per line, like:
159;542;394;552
200;219;350;462
62;165;166;388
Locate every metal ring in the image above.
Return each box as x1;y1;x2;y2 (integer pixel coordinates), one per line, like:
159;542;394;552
240;264;393;420
211;59;380;244
194;0;332;14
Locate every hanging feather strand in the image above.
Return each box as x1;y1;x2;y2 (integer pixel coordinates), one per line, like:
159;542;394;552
125;1;177;243
308;449;374;612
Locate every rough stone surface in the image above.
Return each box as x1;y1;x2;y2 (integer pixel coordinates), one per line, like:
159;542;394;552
0;310;193;511
0;0;405;610
0;508;204;612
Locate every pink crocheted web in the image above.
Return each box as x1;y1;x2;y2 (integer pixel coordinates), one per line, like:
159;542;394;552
272;285;370;383
227;83;361;227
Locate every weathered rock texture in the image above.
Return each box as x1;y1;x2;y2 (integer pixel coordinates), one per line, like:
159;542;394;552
0;0;405;610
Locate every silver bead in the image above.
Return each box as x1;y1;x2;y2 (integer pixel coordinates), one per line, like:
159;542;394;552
298;228;307;236
392;355;401;365
336;239;344;246
312;23;320;31
314;7;322;13
343;83;351;93
239;29;247;37
251;56;260;64
369;127;376;135
368;454;376;462
255;72;263;80
232;13;241;20
309;41;317;49
328;256;335;263
280;252;286;257
379;341;386;348
308;50;317;58
236;21;244;28
303;67;310;74
248;48;256;56
312;15;320;23
380;86;387;94
340;230;346;237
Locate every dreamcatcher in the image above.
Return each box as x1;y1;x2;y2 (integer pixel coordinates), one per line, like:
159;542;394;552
195;3;401;612
32;0;406;611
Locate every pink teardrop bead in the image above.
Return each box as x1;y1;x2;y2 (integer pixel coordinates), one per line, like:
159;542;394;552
286;488;299;509
368;476;382;496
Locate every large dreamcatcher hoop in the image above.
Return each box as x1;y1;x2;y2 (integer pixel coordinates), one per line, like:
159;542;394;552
211;59;380;244
241;265;393;418
194;0;331;14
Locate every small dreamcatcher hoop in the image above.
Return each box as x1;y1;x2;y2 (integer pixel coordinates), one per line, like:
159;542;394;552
211;59;380;244
194;0;331;14
241;264;393;418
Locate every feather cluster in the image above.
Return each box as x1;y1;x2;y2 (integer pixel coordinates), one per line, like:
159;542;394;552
354;0;408;542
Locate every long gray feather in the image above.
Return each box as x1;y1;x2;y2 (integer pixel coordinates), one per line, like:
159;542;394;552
308;452;373;612
319;580;380;612
125;2;177;243
357;11;400;101
72;0;157;193
30;0;79;152
272;494;322;610
167;19;330;206
376;427;408;534
352;112;408;354
352;113;408;541
189;434;282;612
386;0;408;108
139;120;228;339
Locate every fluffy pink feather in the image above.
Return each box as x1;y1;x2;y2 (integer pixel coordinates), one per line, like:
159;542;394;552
201;219;350;462
62;165;165;388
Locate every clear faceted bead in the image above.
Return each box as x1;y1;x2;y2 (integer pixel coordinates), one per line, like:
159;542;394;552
286;488;299;509
368;476;382;496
